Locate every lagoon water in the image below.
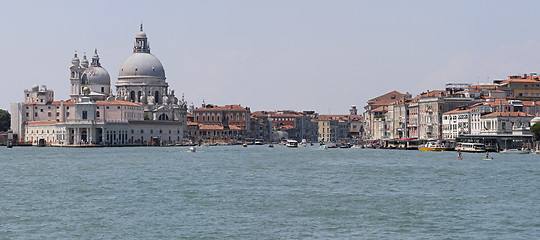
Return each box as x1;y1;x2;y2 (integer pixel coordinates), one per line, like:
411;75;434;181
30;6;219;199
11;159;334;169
0;146;538;239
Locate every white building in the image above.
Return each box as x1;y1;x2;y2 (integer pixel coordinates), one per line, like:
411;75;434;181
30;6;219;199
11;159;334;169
480;112;535;135
11;26;187;146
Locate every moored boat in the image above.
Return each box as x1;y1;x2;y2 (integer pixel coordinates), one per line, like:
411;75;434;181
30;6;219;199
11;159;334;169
500;149;529;154
286;139;298;148
455;142;485;152
418;141;445;151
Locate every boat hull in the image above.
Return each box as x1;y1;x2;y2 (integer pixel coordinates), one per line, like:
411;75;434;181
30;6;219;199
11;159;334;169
418;147;445;151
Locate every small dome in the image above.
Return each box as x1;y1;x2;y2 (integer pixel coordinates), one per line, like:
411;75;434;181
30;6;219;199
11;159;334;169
71;53;80;66
81;55;89;68
118;52;165;79
531;116;540;126
82;87;90;95
136;31;147;38
82;66;111;85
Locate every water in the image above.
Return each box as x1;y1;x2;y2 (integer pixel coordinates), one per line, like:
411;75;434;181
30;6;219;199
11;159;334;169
1;146;538;239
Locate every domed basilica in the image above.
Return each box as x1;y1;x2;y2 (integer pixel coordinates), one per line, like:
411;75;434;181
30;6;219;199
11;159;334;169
11;25;188;146
70;25;187;121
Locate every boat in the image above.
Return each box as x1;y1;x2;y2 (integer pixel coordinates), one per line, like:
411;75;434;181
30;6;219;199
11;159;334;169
242;143;248;147
418;141;445;151
189;146;196;152
339;143;352;148
254;139;264;145
286;139;298;148
500;149;529;154
299;139;308;147
455;142;486;152
268;143;274;148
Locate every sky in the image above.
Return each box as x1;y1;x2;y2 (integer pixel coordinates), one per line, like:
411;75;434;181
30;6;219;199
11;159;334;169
2;0;540;114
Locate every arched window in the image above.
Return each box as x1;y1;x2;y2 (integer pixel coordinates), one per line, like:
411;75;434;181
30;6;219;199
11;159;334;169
96;111;100;118
130;91;136;102
154;91;159;104
158;114;169;120
138;91;142;102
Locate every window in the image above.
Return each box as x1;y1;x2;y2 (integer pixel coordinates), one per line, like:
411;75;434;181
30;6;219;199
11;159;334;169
117;106;120;109
82;111;88;119
56;112;59;117
96;111;100;117
48;112;51;117
40;109;43;112
34;112;37;117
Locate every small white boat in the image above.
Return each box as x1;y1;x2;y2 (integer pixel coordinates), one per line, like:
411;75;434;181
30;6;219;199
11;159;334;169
455;143;485;152
254;139;264;145
189;146;196;152
286;139;298;148
500;149;529;154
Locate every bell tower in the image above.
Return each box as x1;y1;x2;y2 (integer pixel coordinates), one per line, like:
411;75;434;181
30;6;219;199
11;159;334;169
70;52;83;101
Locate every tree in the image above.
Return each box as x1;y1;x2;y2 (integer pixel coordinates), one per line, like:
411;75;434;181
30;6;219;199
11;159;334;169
531;122;540;141
0;109;10;132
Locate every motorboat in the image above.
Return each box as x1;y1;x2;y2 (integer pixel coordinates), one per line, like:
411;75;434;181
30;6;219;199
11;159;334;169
189;146;196;152
500;149;529;154
418;141;445;151
455;142;485;152
254;139;264;145
286;139;298;148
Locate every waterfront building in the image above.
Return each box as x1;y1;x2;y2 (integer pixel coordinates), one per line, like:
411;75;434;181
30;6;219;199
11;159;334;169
497;73;540;100
11;26;187;146
316;115;349;143
188;103;250;144
480;112;535;135
407;101;419;139
250;110;318;142
416;90;479;140
363;91;408;140
387;97;411;139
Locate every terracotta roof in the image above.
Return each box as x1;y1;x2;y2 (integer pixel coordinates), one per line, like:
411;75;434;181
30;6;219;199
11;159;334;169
367;90;405;106
26;121;56;126
372;106;388;112
521;101;540;107
198;124;224;130
502;79;539;83
51;100;75;106
96;100;142;107
443;108;471;115
195;104;248;111
229;125;244;130
415;90;448;99
482;112;535;118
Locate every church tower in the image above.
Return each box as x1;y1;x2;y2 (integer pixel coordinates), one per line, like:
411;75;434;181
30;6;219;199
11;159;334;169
70;52;84;101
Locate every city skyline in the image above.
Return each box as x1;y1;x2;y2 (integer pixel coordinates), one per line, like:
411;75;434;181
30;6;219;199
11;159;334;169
3;1;540;114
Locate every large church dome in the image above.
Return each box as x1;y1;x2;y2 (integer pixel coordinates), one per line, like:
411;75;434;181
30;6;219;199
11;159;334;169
117;25;166;80
118;53;165;79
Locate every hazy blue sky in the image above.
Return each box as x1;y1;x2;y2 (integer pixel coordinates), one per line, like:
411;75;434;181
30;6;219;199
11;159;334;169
2;0;540;114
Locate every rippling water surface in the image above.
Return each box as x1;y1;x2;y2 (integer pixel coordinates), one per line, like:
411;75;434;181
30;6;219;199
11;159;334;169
1;146;538;239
